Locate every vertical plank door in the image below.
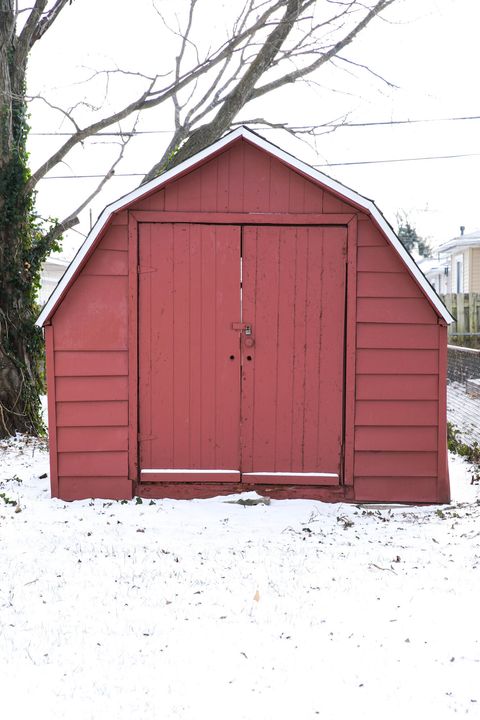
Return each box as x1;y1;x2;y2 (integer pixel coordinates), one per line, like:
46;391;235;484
138;223;241;482
241;226;347;485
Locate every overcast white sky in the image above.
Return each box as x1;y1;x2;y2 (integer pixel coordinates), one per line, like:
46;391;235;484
25;0;480;258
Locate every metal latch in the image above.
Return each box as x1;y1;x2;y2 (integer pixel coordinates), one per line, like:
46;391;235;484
232;322;252;333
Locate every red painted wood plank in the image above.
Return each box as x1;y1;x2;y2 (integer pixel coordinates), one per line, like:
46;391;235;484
274;227;297;471
56;401;128;427
82;249;128;276
139;472;240;483
52;275;128;350
56;376;128;402
356;374;439;401
290;228;309;471
58;451;128;476
133;189;165;211
111;211;127;226
356;323;440;349
357;272;422;298
213;225;242;469
227;142;245;212
128;211;139;482
244;473;339;486
357;246;404;272
269;157;292;212
322;189;352;213
304;227;324;471
288;170;306;212
199;157;219;210
175;164;202;209
242;225;280;471
355;400;438;426
357;223;386;246
355;451;437;476
188;225;203;468
164;175;179;210
243;142;271;211
58;476;132;501
355;426;438;451
343;216;358;486
45;325;59;497
131;211;354;225
354;476;439;503
356;349;438;374
57;426;129;453
240;227;256;471
98;225;128;251
302;177;323;212
314;226;347;474
200;226;218;468
54;351;128;376
357;298;437;324
437;324;450;502
172;224;191;466
215;150;230;211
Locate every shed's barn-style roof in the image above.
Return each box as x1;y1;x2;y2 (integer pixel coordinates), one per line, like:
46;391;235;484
37;126;454;327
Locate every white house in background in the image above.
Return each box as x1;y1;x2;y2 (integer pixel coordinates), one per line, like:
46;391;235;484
436;227;480;294
39;255;70;306
417;254;450;295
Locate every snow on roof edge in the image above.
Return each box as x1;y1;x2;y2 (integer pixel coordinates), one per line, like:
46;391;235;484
36;126;454;326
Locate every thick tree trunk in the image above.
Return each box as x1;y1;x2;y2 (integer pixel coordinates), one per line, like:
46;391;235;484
0;4;46;437
0;327;41;436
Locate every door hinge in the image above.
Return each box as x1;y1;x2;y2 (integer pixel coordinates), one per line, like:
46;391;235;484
137;265;157;274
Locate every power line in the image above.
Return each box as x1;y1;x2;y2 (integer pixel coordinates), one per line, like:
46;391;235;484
316;152;480;167
28;114;480;136
40;151;480;179
42;173;144;179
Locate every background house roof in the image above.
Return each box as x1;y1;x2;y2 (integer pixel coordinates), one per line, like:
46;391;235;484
438;229;480;253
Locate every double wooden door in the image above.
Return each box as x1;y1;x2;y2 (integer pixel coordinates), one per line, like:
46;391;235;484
138;223;347;485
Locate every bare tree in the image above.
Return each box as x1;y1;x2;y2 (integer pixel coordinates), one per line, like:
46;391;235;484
0;0;395;435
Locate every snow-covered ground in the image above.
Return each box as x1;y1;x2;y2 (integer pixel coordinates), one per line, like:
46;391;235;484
1;437;479;720
447;381;480;445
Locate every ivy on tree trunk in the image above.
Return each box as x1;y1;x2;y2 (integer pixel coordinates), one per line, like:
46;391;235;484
0;48;58;435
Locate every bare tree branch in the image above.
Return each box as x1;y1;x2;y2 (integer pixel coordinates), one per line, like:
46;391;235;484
16;0;47;53
333;54;398;88
172;0;198;130
29;0;71;44
28;93;82;132
143;0;318;180
43;120;138;245
25;0;291;193
250;0;396;100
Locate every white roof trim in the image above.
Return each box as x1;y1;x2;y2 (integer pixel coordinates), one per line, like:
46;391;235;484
37;126;453;326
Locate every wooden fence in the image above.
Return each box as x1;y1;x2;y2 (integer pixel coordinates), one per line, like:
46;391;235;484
441;293;480;343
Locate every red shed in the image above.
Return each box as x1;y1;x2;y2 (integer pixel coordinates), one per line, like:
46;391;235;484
37;127;454;503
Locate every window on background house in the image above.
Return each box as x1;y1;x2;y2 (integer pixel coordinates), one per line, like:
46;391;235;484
455;255;464;293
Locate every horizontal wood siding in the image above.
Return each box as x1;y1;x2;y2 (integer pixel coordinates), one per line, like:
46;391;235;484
58;477;132;501
354;477;438;503
57;426;129;452
354;219;443;502
51;224;131;498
